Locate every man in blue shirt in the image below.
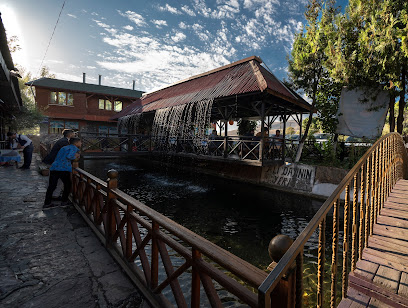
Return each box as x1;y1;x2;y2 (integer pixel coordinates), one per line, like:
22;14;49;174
7;132;34;169
43;138;81;209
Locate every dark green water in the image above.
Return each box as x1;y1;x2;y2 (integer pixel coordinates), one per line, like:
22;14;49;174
85;158;323;270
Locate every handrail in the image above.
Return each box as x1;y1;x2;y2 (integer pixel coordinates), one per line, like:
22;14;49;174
258;132;408;307
111;188;267;287
71;164;268;307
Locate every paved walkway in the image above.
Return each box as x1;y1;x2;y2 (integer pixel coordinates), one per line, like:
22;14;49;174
0;155;144;307
339;179;408;308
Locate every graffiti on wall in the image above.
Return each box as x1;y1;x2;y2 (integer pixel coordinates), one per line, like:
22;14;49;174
264;163;316;192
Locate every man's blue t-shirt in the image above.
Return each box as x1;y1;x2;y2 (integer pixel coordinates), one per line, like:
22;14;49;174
50;144;79;172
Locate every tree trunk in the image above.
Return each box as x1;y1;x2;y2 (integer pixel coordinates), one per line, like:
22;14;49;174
389;91;395;132
397;63;406;134
295;103;315;162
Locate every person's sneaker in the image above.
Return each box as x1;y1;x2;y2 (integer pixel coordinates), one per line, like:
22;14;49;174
60;200;73;207
43;202;59;209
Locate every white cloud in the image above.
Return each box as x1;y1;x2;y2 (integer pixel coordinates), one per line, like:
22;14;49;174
181;5;196;16
86;66;97;69
192;23;203;31
46;59;64;64
117;10;147;27
123;25;134;31
179;22;187;29
172;32;186;42
158;4;182;15
67;13;77;19
152;19;168;28
91;12;98;16
56;72;83;82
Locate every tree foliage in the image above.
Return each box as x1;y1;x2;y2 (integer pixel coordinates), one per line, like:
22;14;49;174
327;0;408;133
7;34;56;133
289;0;408;158
288;0;341;161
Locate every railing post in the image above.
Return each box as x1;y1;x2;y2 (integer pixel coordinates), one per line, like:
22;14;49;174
267;235;296;308
126;203;133;260
127;135;132;153
191;248;201;308
151;221;159;289
106;169;118;244
71;158;80;198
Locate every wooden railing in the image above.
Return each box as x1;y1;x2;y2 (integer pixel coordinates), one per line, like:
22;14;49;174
258;132;408;307
71;165;268;307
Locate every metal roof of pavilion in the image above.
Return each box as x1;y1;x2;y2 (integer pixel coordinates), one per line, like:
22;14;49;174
113;56;313;120
26;77;144;99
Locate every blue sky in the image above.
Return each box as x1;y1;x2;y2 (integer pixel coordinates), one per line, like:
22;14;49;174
2;0;347;93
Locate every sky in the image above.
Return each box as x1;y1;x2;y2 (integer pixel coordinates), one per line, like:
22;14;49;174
1;0;347;93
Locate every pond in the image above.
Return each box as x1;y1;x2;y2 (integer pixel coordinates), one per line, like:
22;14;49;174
84;158;323;270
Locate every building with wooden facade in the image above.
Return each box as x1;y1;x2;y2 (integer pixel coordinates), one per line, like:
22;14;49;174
27;75;143;135
0;13;22;144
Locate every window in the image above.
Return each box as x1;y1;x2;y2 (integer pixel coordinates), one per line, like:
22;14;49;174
49;120;65;134
67;93;74;105
109;126;118;134
49;120;78;134
99;126;109;136
99;99;105;109
50;92;57;104
98;99;120;111
114;101;122;112
50;91;74;106
65;121;79;130
58;92;67;105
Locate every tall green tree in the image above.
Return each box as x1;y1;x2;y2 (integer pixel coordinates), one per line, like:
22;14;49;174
288;0;341;162
328;0;408;133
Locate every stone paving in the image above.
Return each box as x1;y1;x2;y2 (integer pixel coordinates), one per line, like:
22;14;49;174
0;154;144;308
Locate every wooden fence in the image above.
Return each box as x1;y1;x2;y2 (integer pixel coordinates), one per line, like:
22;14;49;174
71;164;268;307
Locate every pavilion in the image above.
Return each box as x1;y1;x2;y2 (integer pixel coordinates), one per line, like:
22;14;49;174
112;56;314;165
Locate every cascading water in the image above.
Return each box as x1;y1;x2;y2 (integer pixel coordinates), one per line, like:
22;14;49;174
118;114;142;134
151;99;214;154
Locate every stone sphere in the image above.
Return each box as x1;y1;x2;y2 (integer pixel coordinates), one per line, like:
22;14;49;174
268;235;293;262
107;169;118;179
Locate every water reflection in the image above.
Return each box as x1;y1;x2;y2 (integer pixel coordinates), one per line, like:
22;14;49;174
85;158;323;270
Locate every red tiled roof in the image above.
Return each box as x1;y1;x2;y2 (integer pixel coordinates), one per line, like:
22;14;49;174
113;56;312;119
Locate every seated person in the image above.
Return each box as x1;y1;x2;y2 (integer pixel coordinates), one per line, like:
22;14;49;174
273;130;283;146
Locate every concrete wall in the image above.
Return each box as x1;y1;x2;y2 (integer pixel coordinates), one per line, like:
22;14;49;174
144;154;349;199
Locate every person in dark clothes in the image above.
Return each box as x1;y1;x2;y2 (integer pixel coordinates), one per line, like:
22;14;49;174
43;138;81;209
7;132;34;169
43;129;75;164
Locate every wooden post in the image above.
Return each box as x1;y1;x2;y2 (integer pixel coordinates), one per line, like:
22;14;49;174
127;135;132;153
299;114;303;141
126;204;133;261
191;248;201;308
151;221;159;289
260;101;265;162
282;111;287;161
223;120;229;158
106;169;118;244
268;234;297;308
72;158;80;198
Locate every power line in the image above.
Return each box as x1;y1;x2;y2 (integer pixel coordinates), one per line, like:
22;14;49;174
30;0;65;88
